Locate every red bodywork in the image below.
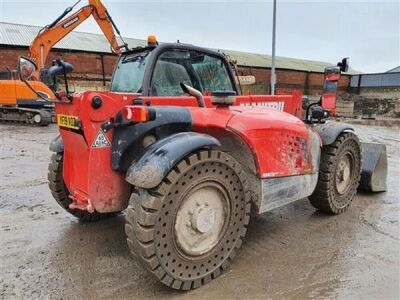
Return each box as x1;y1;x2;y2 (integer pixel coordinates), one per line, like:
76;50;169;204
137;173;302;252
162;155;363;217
321;93;337;115
56;90;319;213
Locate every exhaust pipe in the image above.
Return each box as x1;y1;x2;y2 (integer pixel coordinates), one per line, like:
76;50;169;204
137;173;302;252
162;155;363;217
180;83;205;108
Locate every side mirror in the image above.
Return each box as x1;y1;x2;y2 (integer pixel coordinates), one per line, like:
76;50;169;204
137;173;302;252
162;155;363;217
48;59;74;77
18;56;37;81
48;59;74;100
337;57;350;73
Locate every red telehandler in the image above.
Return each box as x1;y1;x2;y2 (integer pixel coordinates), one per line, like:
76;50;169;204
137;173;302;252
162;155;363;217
18;36;387;290
0;0;127;125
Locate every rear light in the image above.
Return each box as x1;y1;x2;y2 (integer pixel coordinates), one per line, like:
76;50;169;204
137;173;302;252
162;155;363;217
122;106;156;123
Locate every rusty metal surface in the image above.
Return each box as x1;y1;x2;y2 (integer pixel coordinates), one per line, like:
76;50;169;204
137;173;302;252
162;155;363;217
0;123;399;298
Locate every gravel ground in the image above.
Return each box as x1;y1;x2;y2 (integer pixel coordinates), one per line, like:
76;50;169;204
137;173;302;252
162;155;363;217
0;123;399;299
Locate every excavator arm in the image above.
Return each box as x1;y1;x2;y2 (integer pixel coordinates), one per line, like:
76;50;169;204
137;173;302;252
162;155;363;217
29;0;126;79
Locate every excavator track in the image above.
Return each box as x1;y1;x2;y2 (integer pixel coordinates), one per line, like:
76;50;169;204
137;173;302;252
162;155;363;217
0;106;54;126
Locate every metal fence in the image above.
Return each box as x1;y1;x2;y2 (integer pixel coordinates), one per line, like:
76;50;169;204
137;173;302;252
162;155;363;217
350;72;400;88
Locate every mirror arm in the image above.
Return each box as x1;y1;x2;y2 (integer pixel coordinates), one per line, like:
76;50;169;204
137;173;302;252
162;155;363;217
63;65;70;95
21;80;49;101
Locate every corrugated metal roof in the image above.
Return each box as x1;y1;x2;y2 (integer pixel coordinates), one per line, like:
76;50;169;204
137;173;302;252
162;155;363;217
386;66;400;73
221;49;345;73
0;22;355;73
0;22;147;53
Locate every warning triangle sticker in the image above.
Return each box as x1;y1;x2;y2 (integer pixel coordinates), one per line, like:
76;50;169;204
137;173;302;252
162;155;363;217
92;130;111;148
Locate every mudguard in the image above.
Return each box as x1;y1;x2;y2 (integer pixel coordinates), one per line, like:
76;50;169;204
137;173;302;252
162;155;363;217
125;132;220;189
313;121;354;145
49;134;64;152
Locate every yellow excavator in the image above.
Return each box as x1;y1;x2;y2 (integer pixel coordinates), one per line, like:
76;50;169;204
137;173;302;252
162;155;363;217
0;0;127;125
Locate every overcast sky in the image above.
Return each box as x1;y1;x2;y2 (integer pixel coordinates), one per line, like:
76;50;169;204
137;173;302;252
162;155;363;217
0;0;399;73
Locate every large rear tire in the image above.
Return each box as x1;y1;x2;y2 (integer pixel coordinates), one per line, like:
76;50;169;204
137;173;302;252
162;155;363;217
125;150;251;290
309;132;361;214
48;153;117;221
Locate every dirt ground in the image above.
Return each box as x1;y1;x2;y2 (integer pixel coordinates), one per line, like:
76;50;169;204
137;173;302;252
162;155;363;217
0;123;399;299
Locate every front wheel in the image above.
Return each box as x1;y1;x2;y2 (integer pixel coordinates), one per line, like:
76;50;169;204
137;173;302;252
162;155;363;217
125;150;251;290
309;132;361;214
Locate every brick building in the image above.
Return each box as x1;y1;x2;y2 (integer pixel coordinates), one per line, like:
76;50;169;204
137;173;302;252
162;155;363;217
0;22;351;95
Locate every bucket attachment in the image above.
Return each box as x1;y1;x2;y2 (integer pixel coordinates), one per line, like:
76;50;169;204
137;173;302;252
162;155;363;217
359;142;388;192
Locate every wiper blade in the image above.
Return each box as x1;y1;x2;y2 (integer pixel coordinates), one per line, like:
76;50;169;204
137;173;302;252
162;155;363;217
122;53;149;64
122;56;141;64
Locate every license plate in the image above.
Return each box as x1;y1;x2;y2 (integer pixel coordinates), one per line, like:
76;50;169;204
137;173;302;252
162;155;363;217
57;114;80;130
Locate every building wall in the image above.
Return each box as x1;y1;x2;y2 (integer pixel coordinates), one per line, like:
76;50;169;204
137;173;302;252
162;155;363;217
238;66;350;95
0;47;117;91
0;47;350;95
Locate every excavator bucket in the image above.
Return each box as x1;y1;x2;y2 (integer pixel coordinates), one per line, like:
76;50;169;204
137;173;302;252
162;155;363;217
359;142;388;192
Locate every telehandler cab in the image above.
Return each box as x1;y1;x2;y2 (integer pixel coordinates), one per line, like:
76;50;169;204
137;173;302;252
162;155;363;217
24;37;387;290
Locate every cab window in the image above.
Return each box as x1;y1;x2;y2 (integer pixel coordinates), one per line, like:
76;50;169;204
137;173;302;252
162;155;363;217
150;50;235;96
111;50;152;93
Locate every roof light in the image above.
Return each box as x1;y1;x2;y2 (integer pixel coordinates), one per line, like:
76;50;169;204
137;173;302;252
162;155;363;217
147;35;158;46
122;106;156;123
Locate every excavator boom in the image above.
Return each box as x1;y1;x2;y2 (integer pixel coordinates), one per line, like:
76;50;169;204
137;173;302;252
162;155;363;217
29;0;126;78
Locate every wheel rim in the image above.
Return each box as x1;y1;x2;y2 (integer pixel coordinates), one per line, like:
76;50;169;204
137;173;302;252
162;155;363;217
33;114;41;124
174;182;230;257
335;152;354;195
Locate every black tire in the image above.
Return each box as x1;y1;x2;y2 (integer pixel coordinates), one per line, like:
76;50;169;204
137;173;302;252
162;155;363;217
48;153;117;221
125;150;251;290
309;132;361;214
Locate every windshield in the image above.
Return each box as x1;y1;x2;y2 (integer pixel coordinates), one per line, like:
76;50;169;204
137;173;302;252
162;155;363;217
151;50;235;96
111;50;151;93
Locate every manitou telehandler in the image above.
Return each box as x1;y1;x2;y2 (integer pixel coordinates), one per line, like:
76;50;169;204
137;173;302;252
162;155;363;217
0;0;127;125
18;37;387;290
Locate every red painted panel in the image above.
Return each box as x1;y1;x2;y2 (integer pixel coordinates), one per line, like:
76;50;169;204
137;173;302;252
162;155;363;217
141;90;303;118
56;91;131;213
321;93;337;115
190;105;317;178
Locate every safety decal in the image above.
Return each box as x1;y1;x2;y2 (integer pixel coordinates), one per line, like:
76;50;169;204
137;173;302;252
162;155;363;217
92;130;111;148
63;16;79;29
